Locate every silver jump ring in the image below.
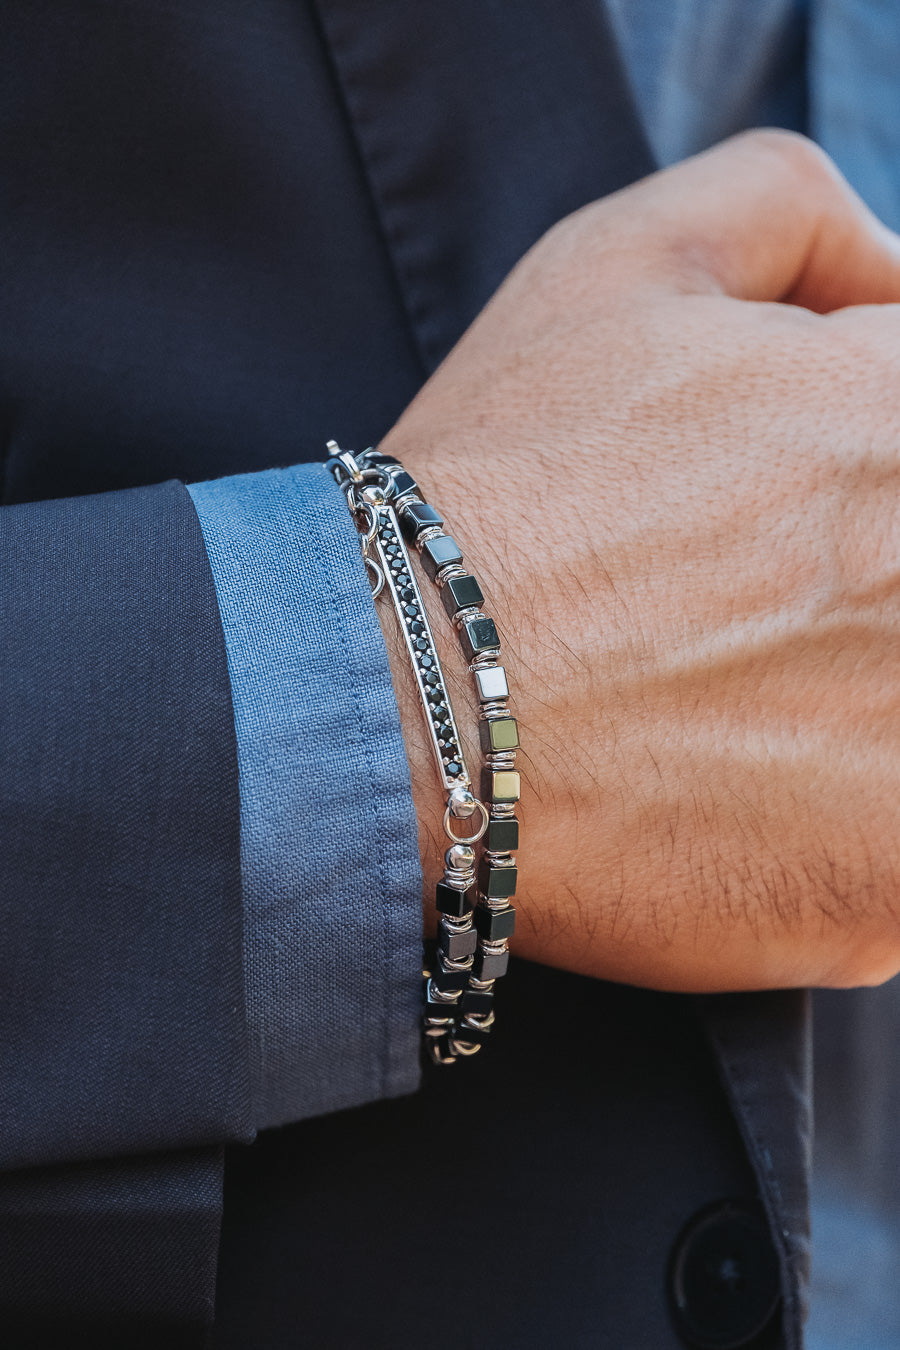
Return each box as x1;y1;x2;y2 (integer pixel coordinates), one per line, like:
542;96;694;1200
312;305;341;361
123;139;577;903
354;501;379;545
442;798;489;845
364;555;384;598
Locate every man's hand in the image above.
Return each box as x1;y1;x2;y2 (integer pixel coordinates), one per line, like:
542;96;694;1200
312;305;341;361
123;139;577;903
380;130;900;994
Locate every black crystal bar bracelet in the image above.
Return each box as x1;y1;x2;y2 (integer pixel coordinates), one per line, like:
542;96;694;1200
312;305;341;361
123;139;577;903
326;442;519;1064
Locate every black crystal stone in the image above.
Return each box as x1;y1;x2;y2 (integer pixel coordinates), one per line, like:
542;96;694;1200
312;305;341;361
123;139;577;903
486;817;519;853
444;760;462;777
403;603;419;619
385;542;401;557
461;615;500;660
410;621;426;637
419;654;434;669
421;535;464;580
441;573;485;619
394;571;410;587
474;947;510;980
414;637;429;652
435;881;475;917
474;903;517;940
398;588;415;604
435;721;453;741
478;859;517;900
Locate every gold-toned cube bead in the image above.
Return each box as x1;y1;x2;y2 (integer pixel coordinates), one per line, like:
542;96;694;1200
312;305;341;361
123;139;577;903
479;717;519;754
482;768;521;804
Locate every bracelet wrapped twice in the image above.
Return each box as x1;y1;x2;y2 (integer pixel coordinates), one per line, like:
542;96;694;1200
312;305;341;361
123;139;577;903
326;442;520;1064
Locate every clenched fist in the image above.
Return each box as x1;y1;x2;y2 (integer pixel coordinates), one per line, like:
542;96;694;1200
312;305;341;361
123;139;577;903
379;130;900;995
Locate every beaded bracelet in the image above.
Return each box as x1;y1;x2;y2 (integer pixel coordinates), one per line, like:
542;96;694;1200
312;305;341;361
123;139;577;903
326;442;520;1064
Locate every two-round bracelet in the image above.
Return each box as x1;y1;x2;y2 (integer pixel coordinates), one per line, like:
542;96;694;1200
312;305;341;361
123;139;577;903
326;442;520;1065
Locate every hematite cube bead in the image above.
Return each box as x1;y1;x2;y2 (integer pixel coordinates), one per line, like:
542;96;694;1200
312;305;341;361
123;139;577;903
454;1019;493;1046
437;921;478;960
424;989;456;1022
474;946;510;980
474;665;509;702
482;768;521;805
435;880;475;917
478;858;517;900
400;500;444;540
461;615;499;660
474;902;517;940
486;817;519;852
363;452;401;469
459;987;494;1016
441;573;484;619
479;716;519;754
431;960;470;994
421;535;463;580
391;470;419;498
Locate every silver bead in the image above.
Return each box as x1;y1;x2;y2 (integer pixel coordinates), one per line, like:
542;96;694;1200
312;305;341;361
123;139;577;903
446;843;475;870
360;484;387;505
448;786;477;819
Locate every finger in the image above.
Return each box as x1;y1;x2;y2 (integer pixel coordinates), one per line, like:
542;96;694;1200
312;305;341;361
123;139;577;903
608;129;900;312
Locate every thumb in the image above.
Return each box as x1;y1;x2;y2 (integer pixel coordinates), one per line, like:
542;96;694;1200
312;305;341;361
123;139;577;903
613;129;900;312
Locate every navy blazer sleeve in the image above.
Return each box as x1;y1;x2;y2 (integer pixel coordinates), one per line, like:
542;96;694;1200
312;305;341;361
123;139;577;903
0;481;253;1339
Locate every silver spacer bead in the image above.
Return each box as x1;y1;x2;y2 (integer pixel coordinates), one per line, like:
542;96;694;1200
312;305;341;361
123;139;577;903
491;802;517;819
453;606;485;628
487;750;517;768
479;701;510;720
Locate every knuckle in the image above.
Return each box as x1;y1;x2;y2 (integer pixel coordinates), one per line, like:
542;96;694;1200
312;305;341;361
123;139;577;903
729;127;843;197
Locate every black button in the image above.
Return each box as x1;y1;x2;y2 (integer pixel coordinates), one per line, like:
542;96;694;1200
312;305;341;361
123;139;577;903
669;1200;781;1349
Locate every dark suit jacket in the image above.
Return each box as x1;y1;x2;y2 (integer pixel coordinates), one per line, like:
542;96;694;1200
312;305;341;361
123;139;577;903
0;3;810;1346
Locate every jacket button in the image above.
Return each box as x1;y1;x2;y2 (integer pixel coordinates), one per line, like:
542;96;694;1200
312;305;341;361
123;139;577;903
668;1199;781;1349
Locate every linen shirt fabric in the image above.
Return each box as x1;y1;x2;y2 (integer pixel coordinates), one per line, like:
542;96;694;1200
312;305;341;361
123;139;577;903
187;466;422;1130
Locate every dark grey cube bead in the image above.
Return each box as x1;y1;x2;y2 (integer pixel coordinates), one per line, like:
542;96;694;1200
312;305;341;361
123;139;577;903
431;960;470;994
478;858;517;900
461;615;500;660
400;500;444;540
474;947;510;980
454;1019;493;1047
424;989;456;1023
459;987;494;1017
421;535;463;580
391;469;419;498
437;921;478;960
441;573;484;619
486;817;519;853
435;880;475;917
474;903;516;941
362;452;401;469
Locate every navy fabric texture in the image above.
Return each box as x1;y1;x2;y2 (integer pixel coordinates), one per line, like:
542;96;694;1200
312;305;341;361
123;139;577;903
0;482;251;1334
189;465;422;1129
0;1147;223;1346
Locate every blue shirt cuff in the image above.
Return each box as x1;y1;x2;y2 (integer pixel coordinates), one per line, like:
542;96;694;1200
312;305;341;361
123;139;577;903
188;463;422;1129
